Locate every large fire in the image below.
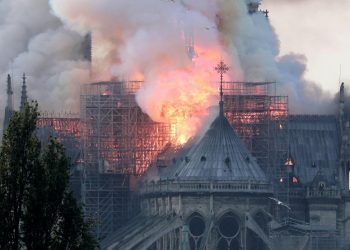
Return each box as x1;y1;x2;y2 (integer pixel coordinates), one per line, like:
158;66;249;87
136;45;231;145
158;71;217;144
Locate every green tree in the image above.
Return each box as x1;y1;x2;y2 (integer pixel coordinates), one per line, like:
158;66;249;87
0;102;97;250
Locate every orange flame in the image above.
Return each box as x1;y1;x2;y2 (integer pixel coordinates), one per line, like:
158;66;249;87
128;27;235;145
147;47;226;144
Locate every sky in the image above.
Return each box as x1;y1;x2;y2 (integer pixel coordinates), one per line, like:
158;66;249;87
261;0;350;94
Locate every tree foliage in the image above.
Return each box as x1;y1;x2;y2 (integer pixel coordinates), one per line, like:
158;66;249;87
0;102;97;249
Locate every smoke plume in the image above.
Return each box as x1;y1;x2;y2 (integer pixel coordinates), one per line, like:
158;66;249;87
49;0;334;140
0;0;90;133
0;0;336;138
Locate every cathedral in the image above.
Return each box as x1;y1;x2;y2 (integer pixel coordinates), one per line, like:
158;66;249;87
2;1;350;250
100;64;350;250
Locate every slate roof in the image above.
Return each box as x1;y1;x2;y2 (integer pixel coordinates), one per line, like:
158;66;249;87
161;113;267;182
101;214;183;250
288;115;340;184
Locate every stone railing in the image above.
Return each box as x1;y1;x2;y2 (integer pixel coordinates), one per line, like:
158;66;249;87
139;180;272;195
306;188;341;199
289;189;305;198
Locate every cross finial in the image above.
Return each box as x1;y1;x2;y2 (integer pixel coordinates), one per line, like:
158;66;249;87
215;60;229;76
263;9;269;18
215;60;229;116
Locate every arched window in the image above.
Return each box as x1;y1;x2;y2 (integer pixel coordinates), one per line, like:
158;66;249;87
189;216;205;237
218;213;240;238
216;212;241;250
187;213;206;250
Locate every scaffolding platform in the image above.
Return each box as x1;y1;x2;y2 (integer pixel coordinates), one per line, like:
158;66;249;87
223;81;289;180
80;81;173;238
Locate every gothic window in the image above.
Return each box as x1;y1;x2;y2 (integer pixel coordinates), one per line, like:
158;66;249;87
216;212;241;250
188;213;205;250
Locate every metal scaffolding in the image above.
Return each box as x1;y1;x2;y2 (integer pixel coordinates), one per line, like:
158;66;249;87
37;114;81;162
80;81;173;238
37;114;83;200
82;173;129;239
38;114;81;137
222;81;290;218
223;81;289;182
80;81;172;175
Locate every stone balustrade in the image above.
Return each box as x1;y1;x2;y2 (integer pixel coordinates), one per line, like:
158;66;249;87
306;188;341;199
140;180;272;195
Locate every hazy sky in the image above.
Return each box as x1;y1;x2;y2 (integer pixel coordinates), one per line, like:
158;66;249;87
261;0;350;94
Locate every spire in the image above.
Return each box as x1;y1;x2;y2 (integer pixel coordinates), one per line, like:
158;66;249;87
6;74;13;110
20;73;28;109
215;60;229;116
3;74;14;131
6;74;13;95
339;82;346;126
340;82;345;104
82;33;92;62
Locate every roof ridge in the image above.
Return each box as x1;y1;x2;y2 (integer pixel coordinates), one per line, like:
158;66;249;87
160;114;267;182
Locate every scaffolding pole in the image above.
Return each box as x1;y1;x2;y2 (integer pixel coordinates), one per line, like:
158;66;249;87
80;81;173;238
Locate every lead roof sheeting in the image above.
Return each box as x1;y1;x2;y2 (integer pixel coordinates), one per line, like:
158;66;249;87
288;115;340;184
161;114;267;182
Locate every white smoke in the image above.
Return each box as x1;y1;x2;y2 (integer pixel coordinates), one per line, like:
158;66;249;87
49;0;334;117
0;0;90;133
49;0;235;141
218;0;334;113
0;0;336;134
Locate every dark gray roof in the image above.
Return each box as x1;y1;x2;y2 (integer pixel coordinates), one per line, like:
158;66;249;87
161;114;267;182
101;214;183;250
288;115;340;184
